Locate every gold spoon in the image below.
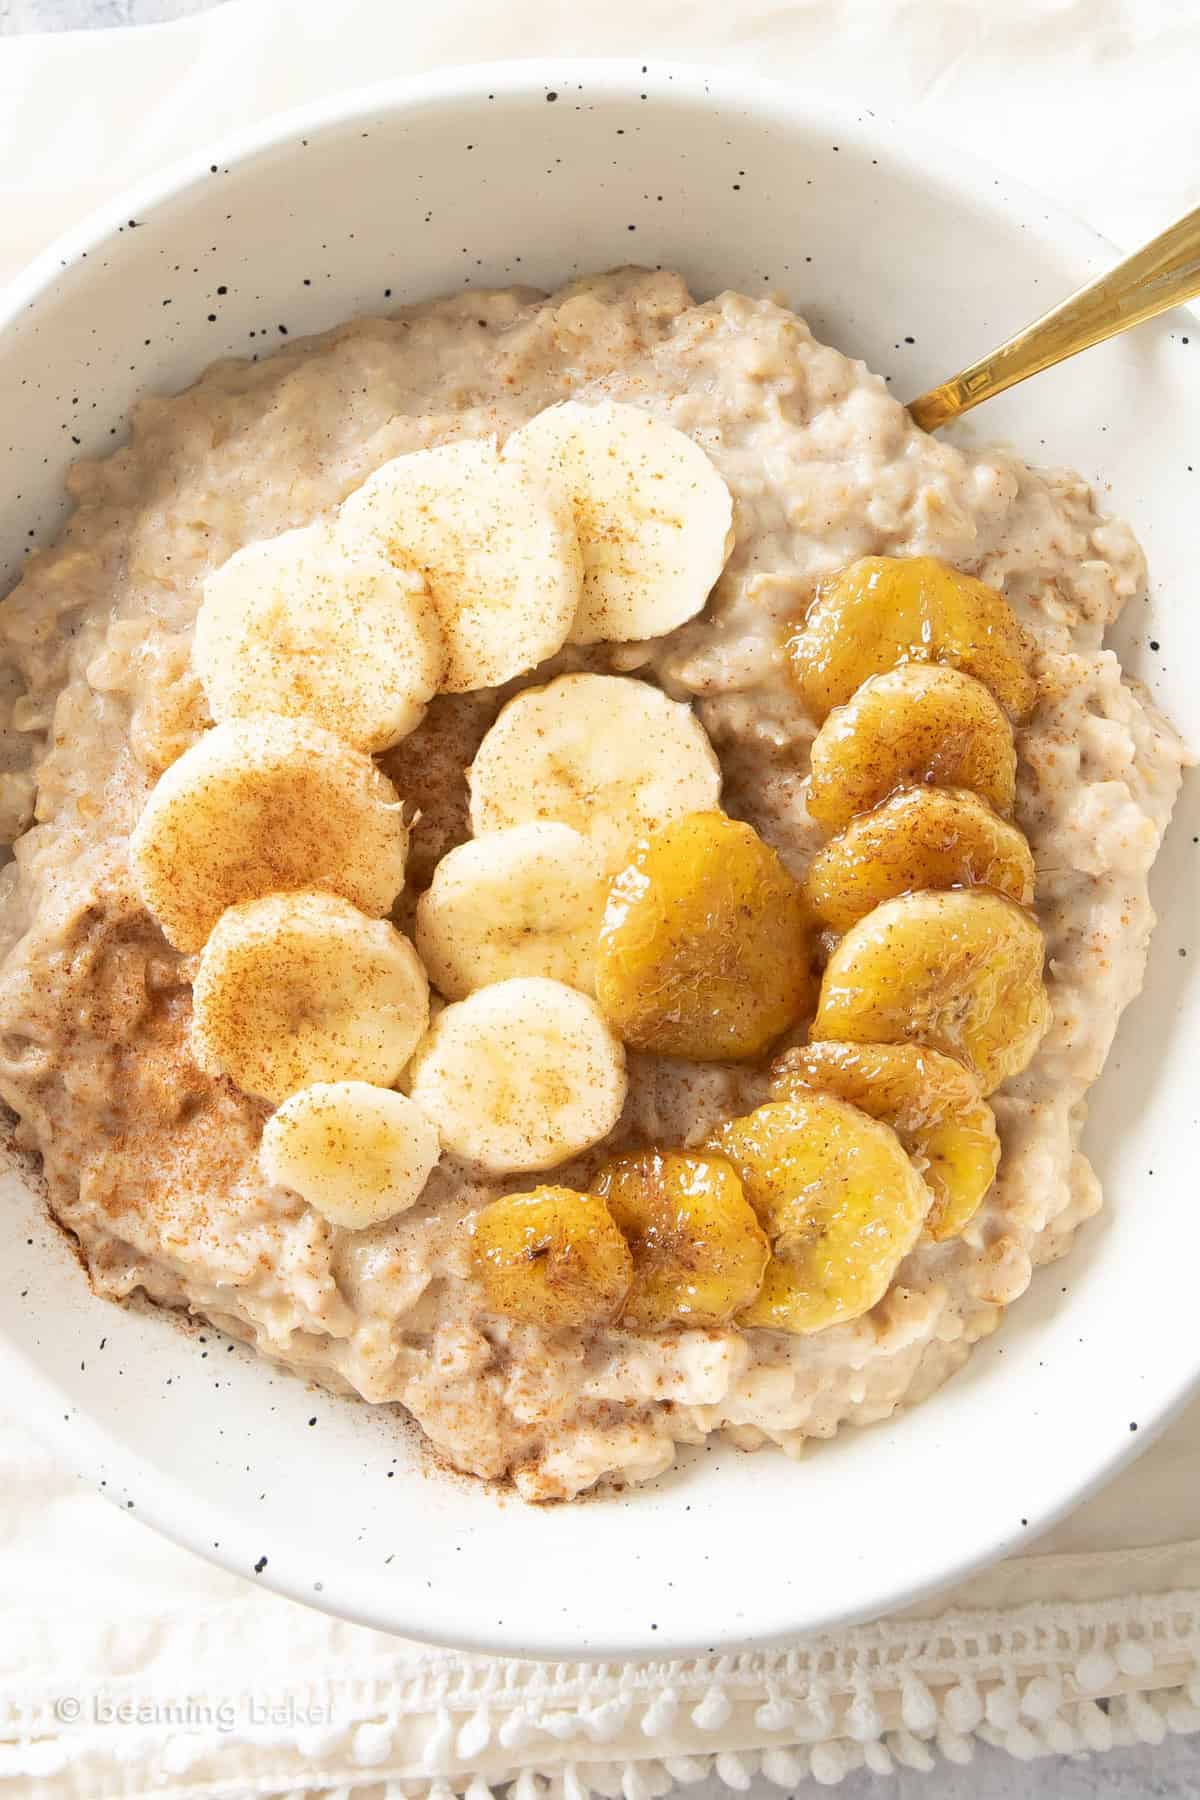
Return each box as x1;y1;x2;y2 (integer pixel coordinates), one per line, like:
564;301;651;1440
908;203;1200;432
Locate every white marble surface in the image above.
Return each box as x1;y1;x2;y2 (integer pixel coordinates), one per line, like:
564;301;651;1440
0;0;205;25
1;1;1198;1796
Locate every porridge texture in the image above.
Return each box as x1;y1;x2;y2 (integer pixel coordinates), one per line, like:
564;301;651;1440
0;269;1186;1500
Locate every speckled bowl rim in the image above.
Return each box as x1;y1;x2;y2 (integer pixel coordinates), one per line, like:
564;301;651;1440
0;57;1196;1656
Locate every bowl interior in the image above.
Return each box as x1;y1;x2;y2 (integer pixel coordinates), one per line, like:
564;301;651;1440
0;63;1196;1656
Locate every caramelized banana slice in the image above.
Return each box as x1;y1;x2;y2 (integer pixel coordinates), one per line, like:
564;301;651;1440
593;1149;769;1328
806;664;1017;834
813;889;1050;1093
787;554;1037;722
805;786;1036;932
707;1095;931;1334
471;1186;632;1328
771;1040;1000;1240
595;811;817;1061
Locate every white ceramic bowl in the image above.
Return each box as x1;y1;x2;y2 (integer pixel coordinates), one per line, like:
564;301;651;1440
0;61;1196;1657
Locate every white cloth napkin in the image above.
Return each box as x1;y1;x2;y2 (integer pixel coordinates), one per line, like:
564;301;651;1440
1;2;1198;1795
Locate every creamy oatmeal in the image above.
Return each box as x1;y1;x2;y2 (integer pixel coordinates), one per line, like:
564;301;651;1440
0;268;1187;1501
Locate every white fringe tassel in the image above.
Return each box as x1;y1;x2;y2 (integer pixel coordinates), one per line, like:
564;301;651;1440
380;1660;1200;1797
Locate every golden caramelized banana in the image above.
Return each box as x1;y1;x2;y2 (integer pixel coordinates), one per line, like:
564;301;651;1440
787;554;1037;722
813;889;1051;1094
471;1187;632;1329
592;1149;769;1329
806;664;1017;834
804;786;1036;933
771;1041;1000;1240
595;811;817;1061
706;1095;931;1334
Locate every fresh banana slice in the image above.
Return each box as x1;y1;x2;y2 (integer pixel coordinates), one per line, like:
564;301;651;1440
595;811;816;1060
771;1041;1000;1240
592;1148;768;1328
339;438;581;692
787;554;1037;722
191;890;429;1104
415;822;608;999
471;1186;633;1329
260;1080;440;1229
193;520;445;754
503;400;734;645
806;664;1017;835
467;673;722;870
130;714;408;952
707;1094;932;1334
406;976;626;1174
813;888;1051;1094
804;786;1036;933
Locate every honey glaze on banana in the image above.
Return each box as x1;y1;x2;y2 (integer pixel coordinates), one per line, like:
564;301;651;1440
462;557;1050;1344
796;557;1051;1099
0;272;1184;1501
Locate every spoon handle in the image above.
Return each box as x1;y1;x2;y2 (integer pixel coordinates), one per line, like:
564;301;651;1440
908;203;1200;432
